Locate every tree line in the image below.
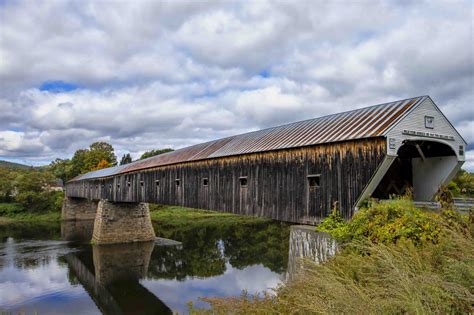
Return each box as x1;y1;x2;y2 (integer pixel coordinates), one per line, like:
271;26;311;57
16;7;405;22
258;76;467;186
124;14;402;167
50;142;173;183
0;142;173;216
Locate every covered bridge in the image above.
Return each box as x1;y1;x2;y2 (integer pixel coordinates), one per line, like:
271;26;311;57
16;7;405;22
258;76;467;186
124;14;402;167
66;96;466;224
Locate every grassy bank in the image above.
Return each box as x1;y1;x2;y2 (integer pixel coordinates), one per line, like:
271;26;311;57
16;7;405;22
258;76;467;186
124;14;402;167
149;204;269;227
0;202;61;223
191;199;474;314
0;201;266;226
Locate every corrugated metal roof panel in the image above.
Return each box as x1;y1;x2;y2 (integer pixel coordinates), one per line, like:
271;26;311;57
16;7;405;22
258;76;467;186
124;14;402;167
71;96;427;181
69;164;129;181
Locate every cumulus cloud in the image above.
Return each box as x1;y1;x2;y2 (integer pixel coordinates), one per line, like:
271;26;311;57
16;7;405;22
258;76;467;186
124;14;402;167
0;0;472;169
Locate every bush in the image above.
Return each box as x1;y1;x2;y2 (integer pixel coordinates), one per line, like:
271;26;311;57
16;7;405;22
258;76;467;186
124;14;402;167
316;205;349;240
0;203;24;216
15;190;64;213
450;169;474;197
51;190;65;212
318;199;442;245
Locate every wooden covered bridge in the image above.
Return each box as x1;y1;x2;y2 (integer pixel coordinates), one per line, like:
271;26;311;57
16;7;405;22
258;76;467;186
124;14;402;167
64;95;466;243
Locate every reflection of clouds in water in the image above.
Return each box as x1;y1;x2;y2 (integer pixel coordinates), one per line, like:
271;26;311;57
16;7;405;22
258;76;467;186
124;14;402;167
142;262;282;314
0;259;98;314
0;261;69;305
0;238;98;314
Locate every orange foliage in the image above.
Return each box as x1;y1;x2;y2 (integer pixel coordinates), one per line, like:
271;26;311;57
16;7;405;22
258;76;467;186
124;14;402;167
94;159;111;171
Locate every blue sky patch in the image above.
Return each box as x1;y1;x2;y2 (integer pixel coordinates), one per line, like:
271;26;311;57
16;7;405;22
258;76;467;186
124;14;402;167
40;81;78;93
258;69;270;78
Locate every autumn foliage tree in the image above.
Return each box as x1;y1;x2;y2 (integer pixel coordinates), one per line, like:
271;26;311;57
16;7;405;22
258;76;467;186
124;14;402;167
49;141;117;181
94;159;111;170
84;142;117;171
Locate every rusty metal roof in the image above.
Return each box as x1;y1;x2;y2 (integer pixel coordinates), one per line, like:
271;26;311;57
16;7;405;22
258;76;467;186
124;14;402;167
71;96;428;181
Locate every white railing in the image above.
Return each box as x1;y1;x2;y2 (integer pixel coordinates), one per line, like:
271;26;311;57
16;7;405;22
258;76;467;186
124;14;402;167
414;198;473;213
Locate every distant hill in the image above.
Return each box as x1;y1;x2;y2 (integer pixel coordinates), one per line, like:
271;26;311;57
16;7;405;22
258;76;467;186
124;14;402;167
0;160;33;169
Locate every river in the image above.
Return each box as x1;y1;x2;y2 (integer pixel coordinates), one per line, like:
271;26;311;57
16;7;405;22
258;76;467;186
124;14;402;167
0;220;336;314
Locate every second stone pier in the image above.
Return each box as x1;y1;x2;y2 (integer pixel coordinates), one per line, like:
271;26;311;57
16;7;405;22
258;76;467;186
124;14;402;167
62;197;98;221
92;200;156;244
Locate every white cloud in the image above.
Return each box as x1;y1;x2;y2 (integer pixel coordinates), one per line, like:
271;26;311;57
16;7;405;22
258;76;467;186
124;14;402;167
0;0;472;169
464;150;474;171
0;130;44;156
235;86;304;125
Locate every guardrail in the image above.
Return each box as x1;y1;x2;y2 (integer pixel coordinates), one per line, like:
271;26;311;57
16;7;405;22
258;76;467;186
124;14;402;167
414;198;473;213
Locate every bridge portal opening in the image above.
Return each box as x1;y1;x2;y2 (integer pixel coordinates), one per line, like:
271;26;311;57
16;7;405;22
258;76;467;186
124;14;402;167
372;140;458;201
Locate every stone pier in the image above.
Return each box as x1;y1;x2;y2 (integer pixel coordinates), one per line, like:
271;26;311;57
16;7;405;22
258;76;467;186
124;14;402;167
62;197;98;221
92;200;156;244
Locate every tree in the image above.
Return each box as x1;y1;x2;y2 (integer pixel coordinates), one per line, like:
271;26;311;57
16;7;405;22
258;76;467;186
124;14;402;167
0;167;16;202
49;158;73;182
63;142;118;178
70;149;88;179
120;153;133;165
140;148;174;160
450;169;474;197
84;142;117;171
94;159;111;170
14;170;56;194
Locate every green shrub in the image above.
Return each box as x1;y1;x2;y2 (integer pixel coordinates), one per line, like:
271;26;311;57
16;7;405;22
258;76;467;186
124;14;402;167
15;190;64;213
52;191;65;212
318;199;442;245
316;205;349;241
0;203;24;216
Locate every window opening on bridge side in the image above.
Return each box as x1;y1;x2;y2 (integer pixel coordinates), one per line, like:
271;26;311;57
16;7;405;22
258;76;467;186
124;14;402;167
127;181;131;188
203;178;209;186
239;176;248;187
307;174;320;188
140;181;144;187
155;180;160;187
176;179;180;187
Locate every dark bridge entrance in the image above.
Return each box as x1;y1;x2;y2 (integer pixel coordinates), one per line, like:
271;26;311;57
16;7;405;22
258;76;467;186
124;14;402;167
372;140;458;201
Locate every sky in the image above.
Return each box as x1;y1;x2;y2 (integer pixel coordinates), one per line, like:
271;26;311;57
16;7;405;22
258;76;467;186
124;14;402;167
0;0;473;170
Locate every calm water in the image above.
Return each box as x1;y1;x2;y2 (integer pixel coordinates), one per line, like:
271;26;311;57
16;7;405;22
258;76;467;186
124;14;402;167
0;220;336;314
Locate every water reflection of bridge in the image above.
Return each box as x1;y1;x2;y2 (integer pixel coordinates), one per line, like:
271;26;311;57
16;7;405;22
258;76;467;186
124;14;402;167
60;220;337;312
286;225;338;281
62;222;172;315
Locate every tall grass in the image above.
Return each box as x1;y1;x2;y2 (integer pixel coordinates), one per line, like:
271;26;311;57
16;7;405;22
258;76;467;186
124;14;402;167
190;200;474;314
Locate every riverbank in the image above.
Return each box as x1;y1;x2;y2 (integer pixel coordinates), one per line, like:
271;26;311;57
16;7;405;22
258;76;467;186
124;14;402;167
149;204;269;227
191;199;474;314
0;202;268;226
0;203;61;223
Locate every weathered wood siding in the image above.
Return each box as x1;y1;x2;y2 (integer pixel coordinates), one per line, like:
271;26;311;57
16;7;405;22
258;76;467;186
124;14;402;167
66;138;386;223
